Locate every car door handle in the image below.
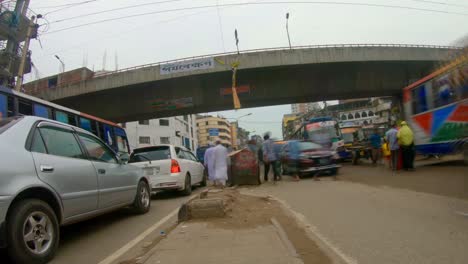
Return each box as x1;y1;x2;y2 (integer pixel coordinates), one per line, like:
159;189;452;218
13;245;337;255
40;165;54;173
98;169;106;174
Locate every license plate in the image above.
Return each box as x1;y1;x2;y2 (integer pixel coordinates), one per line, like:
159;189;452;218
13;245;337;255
319;158;329;165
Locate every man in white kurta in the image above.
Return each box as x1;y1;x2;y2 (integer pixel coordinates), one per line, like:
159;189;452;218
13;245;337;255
212;141;228;186
203;145;216;181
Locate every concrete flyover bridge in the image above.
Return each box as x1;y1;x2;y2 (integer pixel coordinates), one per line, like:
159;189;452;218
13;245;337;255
26;44;462;122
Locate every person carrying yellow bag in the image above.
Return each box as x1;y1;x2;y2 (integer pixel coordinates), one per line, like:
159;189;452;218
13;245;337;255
382;138;391;167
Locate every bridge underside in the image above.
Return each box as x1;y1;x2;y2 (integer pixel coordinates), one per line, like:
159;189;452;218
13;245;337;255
53;60;437;122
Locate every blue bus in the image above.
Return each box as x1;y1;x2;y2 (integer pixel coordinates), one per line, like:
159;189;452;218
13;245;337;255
0;86;130;154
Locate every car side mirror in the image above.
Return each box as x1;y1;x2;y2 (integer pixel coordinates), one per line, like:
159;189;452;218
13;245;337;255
118;153;130;164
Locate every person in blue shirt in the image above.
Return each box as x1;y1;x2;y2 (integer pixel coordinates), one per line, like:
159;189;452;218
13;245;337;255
262;134;280;182
385;123;400;171
369;128;382;165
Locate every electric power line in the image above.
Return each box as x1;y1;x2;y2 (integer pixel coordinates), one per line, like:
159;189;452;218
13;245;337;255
35;0;99;9
407;0;468;9
48;0;468;25
34;6;223;60
49;0;194;24
44;1;468;35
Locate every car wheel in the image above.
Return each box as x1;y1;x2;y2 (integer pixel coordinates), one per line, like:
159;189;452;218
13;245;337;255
132;181;151;214
181;174;192;196
6;199;59;264
464;143;468;166
329;168;339;176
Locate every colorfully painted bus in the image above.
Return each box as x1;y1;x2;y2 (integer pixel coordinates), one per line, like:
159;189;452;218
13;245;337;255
403;54;467;161
0;86;130;154
289;117;345;155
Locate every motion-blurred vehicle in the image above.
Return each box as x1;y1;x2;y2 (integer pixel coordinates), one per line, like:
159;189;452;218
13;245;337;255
402;54;467;164
288;117;346;159
0;86;131;155
279;140;340;177
0;116;150;264
129;145;206;196
196;146;210;163
339;122;371;164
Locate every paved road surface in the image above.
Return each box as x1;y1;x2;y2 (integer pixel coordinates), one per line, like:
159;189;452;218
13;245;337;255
249;165;468;264
0;188;202;264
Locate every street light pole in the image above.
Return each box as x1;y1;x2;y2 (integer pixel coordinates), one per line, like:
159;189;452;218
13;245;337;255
227;113;252;121
286;12;292;49
234;29;240;55
54;55;65;73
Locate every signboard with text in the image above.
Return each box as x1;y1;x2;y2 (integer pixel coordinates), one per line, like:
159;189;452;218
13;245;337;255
208;128;219;136
160;58;214;75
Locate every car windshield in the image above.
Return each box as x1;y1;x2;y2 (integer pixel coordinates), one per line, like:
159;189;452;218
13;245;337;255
0;116;22;134
342;133;354;144
297;141;323;151
129;146;171;163
306;123;340;144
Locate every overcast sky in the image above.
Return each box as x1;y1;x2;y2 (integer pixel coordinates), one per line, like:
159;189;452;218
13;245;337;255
28;0;468;137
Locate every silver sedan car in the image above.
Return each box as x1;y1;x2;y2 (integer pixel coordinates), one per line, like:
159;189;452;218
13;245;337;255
0;116;151;264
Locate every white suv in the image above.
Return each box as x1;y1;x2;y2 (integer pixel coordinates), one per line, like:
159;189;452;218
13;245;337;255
128;145;206;195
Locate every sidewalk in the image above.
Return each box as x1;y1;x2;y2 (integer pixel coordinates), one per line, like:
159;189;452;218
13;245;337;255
143;222;302;264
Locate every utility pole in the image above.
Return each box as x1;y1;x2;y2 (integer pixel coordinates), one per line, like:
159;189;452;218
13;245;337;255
2;0;29;86
15;15;37;91
286;12;292;49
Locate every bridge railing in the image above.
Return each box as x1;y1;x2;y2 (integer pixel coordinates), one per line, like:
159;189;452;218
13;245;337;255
92;43;461;78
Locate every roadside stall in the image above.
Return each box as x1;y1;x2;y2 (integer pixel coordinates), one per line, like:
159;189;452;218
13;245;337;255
228;148;260;186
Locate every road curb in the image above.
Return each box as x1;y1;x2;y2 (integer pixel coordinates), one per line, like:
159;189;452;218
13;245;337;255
98;193;199;264
270;217;304;264
273;196;358;264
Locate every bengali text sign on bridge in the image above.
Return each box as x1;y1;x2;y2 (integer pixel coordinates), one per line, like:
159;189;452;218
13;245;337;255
160;58;215;75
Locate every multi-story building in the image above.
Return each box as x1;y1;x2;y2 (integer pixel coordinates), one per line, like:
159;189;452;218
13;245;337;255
124;115;198;151
230;122;250;149
327;97;394;127
291;102;321;114
196;115;232;147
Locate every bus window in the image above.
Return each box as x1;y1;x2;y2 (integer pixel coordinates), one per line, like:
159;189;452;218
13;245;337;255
114;127;128;153
102;124;114;147
433;73;456;108
7;96;14;117
18;99;33;115
0;93;6;118
411;85;428;114
33;104;52;119
114;127;129;153
80;117;92;132
69;114;78;127
55;110;69;124
90;120;98;135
